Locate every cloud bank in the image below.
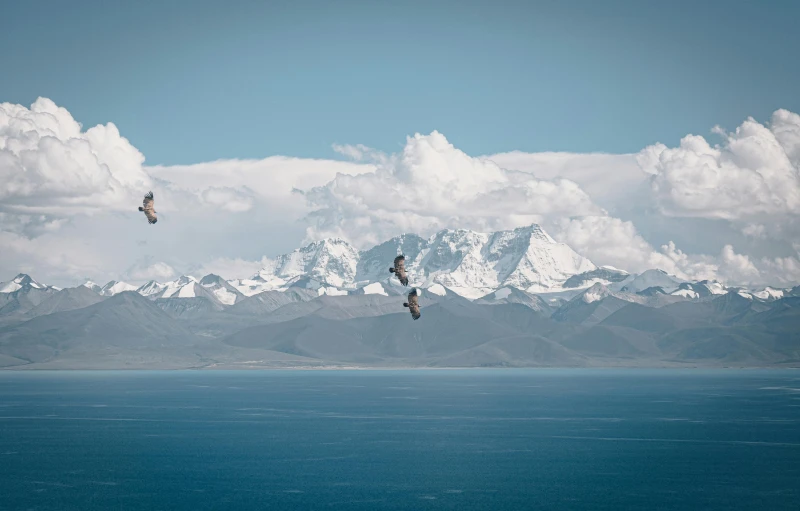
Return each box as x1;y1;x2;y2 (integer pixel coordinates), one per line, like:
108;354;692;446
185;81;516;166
1;97;799;290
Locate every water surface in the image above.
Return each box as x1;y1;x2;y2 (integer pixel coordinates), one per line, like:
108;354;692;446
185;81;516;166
1;369;799;510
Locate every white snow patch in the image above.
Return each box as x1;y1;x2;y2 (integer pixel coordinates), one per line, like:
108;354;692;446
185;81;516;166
212;288;238;305
0;281;21;293
427;283;447;296
752;287;784;300
493;287;512;300
0;275;45;293
176;284;197;298
582;290;604;303
101;281;138;296
318;287;348;296
672;288;698;299
737;291;753;300
704;281;727;295
362;282;388;296
136;281;167;297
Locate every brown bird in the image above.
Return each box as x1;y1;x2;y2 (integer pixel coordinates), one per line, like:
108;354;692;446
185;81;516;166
138;191;158;224
389;255;409;286
403;288;421;320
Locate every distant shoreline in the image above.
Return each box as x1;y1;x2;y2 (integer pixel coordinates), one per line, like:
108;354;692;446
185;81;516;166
3;364;798;371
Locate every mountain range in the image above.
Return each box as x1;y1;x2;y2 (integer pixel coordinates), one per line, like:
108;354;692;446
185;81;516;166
1;224;798;370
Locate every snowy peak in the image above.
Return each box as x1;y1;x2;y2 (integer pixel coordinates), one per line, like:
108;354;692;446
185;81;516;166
274;238;359;288
158;275;200;299
82;280;103;294
482;225;596;294
581;282;610;304
0;274;46;293
231;238;361;295
136;280;167;297
99;280;138;296
752;287;785;301
356;233;428;283
616;269;685;294
199;274;245;306
135;274;244;307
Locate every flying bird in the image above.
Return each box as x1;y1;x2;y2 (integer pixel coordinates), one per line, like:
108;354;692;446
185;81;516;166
138;191;158;224
389;255;409;286
403;288;421;320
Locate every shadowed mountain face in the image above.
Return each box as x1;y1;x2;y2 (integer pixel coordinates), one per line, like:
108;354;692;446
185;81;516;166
0;280;56;324
0;285;798;370
0;292;209;368
23;286;107;320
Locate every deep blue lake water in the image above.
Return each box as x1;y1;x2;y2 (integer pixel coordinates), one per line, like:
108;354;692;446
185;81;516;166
1;369;799;510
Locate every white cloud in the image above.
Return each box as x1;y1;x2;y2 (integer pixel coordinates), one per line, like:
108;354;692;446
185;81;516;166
484;151;645;208
199;186;255;213
741;223;767;239
187;256;273;281
0;97;151;215
0;229;108;282
147;155;372;217
301;131;604;248
637;109;800;221
553;216;686;276
125;261;176;282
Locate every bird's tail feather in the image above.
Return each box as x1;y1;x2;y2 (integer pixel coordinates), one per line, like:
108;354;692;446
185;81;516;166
138;207;144;211
403;303;409;307
389;268;395;273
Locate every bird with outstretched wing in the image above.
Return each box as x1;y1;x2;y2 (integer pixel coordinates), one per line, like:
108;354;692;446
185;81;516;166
138;191;158;224
389;254;409;286
403;288;421;320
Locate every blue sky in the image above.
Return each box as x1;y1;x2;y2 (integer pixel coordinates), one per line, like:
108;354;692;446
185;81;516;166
2;0;799;165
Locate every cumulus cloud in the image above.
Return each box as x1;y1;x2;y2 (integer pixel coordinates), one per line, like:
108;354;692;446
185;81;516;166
637;109;800;222
553;216;690;277
0;97;152;216
301;131;604;248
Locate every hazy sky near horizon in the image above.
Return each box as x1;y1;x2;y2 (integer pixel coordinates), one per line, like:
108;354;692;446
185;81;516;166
1;0;800;289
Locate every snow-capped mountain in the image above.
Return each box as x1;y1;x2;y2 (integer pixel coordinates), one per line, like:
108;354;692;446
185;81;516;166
751;287;785;301
99;280;138;296
233;225;596;299
82;280;103;294
136;280;167;297
5;224;800;310
198;274;246;306
228;238;360;296
0;274;47;293
0;274;57;319
132;274;245;308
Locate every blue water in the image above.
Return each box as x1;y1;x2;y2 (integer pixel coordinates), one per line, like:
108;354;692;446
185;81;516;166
1;369;799;510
